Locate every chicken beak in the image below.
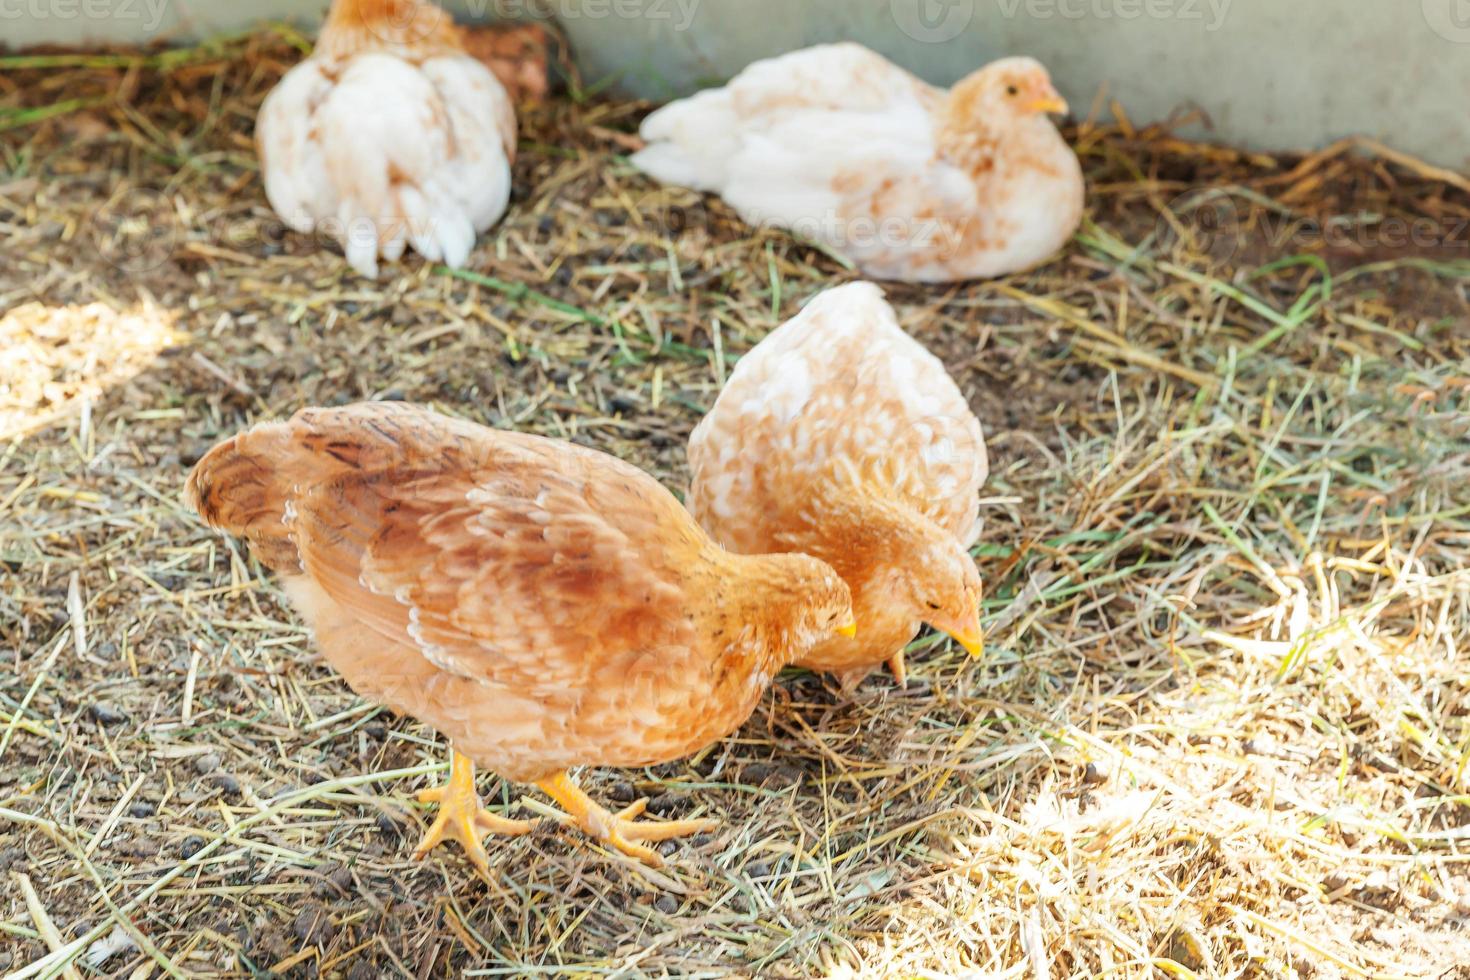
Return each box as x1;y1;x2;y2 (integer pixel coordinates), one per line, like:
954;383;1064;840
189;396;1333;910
835;619;858;639
944;608;985;659
1026;93;1068;115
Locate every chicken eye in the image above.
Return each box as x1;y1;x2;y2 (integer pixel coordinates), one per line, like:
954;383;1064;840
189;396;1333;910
925;600;941;611
1005;85;1019;97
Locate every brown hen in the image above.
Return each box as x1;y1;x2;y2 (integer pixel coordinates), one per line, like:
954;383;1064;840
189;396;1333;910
185;402;853;870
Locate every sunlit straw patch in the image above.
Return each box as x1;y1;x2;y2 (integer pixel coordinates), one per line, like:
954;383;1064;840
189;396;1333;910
0;301;186;440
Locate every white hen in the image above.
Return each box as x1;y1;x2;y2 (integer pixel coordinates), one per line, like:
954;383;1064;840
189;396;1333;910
257;0;515;278
633;43;1083;282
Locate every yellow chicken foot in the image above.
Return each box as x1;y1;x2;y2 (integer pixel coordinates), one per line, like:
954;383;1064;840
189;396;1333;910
535;771;717;867
412;749;533;875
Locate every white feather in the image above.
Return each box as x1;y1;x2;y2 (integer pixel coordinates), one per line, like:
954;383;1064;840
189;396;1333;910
633;43;1082;282
257;49;513;278
633;89;742;190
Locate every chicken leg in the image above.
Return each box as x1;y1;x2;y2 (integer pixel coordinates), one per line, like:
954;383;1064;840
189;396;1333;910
535;771;717;867
886;651;908;689
412;749;533;875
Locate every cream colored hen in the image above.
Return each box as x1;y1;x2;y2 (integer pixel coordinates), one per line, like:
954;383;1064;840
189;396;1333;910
688;282;989;689
186;402;855;870
257;0;515;277
633;44;1082;282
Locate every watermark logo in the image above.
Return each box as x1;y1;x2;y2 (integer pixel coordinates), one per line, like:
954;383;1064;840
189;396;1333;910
992;0;1232;29
1153;190;1245;264
635;189;716;240
891;0;976;42
92;188;179;274
0;0;169;32
389;0;446;46
1422;0;1470;42
1152;189;1470;265
890;413;988;506
353;0;458;48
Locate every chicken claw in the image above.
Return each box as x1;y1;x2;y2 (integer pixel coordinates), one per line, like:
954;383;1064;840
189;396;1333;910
536;772;717;867
412;749;533;875
886;651;908;689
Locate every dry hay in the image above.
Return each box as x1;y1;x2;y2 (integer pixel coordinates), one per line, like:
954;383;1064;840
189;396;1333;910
0;303;185;441
2;26;1470;980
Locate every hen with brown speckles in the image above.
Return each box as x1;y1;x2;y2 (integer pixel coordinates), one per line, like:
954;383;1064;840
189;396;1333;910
688;282;988;689
185;401;853;871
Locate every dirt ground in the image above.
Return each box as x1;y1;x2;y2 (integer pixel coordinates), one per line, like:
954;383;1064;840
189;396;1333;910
3;27;1470;980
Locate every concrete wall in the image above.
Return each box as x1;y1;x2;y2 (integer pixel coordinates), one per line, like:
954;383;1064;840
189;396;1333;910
5;0;1468;169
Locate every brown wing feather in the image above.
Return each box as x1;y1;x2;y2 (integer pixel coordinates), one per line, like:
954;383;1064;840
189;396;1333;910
185;424;301;574
189;402;701;693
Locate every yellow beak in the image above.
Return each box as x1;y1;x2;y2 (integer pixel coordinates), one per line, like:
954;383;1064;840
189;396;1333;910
835;619;857;639
1026;95;1068;115
944;609;985;659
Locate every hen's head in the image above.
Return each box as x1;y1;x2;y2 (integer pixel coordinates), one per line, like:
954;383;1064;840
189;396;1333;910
784;554;858;650
896;533;984;659
317;0;463;60
816;492;986;659
947;56;1067;127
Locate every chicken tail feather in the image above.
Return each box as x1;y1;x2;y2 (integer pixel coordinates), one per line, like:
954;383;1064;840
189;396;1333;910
185;421;303;574
632;90;739;192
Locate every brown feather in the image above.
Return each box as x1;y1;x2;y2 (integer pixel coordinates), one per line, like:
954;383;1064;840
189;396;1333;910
186;402;852;782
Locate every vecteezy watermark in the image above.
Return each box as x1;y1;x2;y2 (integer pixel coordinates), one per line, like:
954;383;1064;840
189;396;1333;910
1422;0;1470;42
786;212;952;252
634;190;962;257
890;0;976;43
1153;189;1244;263
892;0;1231;40
634;190;715;240
0;0;168;32
359;0;448;47
356;0;703;48
993;0;1232;29
889;413;989;507
1152;189;1470;265
466;0;702;32
91;188;179;274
